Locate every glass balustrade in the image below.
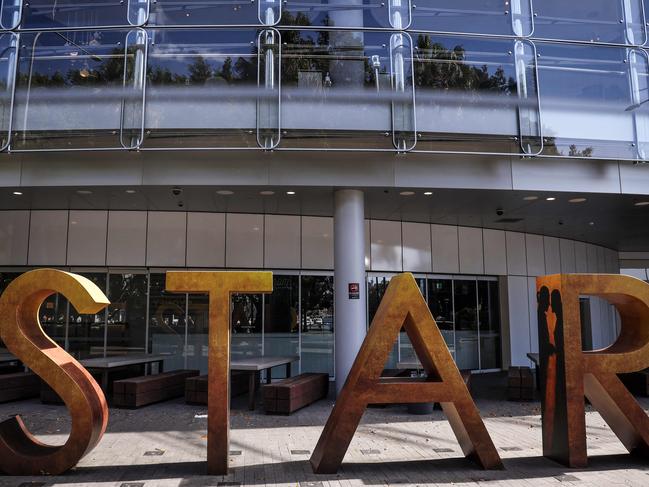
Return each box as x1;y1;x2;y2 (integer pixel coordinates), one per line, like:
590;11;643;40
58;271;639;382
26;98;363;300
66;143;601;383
410;0;533;37
149;0;280;27
12;29;146;150
279;29;416;150
536;41;648;161
533;0;646;46
21;0;149;30
412;34;541;155
142;28;279;149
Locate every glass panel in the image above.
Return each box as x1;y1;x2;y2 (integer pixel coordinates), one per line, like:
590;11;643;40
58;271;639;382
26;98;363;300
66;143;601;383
410;0;532;37
413;35;540;155
478;280;501;370
454;279;478;370
280;29;415;150
537;42;640;160
533;0;646;46
301;275;334;377
148;273;185;370
231;294;262;358
367;274;397;368
121;29;147;149
257;28;281;148
0;33;16;151
1;0;21;30
187;293;209;374
281;0;409;30
398;277;425;363
143;28;278;149
150;0;280;26
68;272;107;359
264;275;299;378
107;273;147;356
427;278;454;360
12;30;146;151
629;49;649;161
22;0;147;29
40;293;68;348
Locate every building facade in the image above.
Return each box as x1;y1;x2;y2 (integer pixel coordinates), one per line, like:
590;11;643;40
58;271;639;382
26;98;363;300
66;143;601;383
0;1;648;389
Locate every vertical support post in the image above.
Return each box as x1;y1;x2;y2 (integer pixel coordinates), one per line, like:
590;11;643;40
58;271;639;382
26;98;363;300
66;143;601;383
334;189;367;395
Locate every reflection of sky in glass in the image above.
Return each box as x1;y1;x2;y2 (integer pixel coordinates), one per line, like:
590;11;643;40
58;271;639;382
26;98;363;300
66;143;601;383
23;0;130;29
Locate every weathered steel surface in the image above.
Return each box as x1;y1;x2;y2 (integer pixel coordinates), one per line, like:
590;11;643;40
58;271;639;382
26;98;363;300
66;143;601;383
537;273;649;468
166;271;273;475
0;269;110;475
310;273;502;474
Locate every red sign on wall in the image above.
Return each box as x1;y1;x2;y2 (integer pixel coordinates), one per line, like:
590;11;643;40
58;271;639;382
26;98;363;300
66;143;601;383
348;283;360;300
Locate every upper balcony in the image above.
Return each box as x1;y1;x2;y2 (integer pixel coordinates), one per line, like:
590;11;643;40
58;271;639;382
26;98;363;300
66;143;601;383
0;1;647;162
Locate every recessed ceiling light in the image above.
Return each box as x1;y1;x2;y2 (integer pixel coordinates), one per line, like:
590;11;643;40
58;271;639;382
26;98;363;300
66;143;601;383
424;191;433;196
76;190;92;195
523;196;538;201
125;189;136;194
569;198;587;203
12;191;22;196
546;197;556;201
286;191;296;195
260;190;275;196
216;190;234;196
400;191;415;196
589;221;595;226
634;201;649;207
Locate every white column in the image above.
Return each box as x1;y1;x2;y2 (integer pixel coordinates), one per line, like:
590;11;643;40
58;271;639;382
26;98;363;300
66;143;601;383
334;189;367;395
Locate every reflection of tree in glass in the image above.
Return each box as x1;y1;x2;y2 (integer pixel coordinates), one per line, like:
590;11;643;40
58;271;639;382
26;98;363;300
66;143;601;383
414;34;516;95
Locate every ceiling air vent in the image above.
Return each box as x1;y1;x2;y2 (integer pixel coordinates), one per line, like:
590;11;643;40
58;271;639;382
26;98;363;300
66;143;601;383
494;218;524;223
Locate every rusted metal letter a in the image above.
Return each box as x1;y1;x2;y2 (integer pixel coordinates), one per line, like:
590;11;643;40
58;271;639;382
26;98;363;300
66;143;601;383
310;273;502;473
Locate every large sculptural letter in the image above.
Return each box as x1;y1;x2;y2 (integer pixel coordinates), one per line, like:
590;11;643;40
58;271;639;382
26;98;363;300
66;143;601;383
310;273;502;473
166;271;273;475
0;269;110;475
538;274;649;467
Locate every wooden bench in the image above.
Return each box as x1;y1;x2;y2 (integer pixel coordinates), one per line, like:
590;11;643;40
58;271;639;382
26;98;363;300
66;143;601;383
0;372;39;403
113;370;199;408
262;373;329;415
507;366;534;401
185;371;249;405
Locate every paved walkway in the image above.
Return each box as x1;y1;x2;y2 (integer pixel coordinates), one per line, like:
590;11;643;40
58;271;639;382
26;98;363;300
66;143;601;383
1;374;649;486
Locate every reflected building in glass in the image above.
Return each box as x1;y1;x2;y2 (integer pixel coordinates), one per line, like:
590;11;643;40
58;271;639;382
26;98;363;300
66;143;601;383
0;0;646;388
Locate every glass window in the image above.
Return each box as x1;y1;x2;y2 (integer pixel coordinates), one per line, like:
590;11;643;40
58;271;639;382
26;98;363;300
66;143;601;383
398;277;425;363
427;278;454;359
143;28;279;149
413;35;540;155
40;292;68;348
453;279;479;370
367;274;398;368
150;0;279;26
12;29;146;151
67;272;107;359
536;42;646;161
231;294;262;358
21;0;148;30
187;292;209;374
280;29;415;150
148;273;186;370
264;275;299;377
533;0;645;46
281;0;409;30
478;280;501;369
1;1;22;30
410;0;532;37
106;273;147;356
301;275;334;377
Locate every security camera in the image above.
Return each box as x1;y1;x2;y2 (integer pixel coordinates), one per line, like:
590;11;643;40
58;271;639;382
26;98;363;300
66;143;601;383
172;187;183;196
178;201;184;208
496;208;504;216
